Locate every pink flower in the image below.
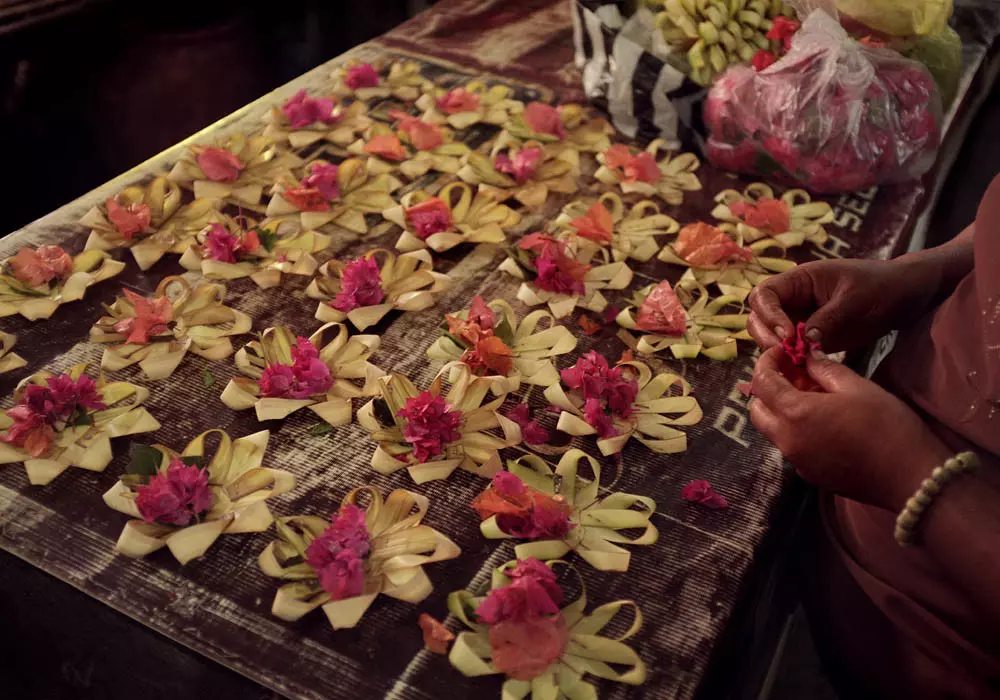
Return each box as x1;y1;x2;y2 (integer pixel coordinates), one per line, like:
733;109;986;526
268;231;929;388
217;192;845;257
113;289;173;345
560;351;610;400
196;147;244;183
781;322;820;367
397;391;462;462
523;102;567;139
405;197;453;239
281;89;338;129
105;199;152;240
345;63;380;90
302;162;340;201
504;404;550;445
765;16;799;52
489;614;569;681
436;88;480;114
518;233;591;297
500;501;574;540
494;147;542;184
476;558;563;625
467;296;495;331
136;459;212;526
681;479;729;509
0;407;54;457
258;338;333;399
306;503;370;600
7;373;108;453
332;257;385;312
562;351;637;432
635;280;687;336
8;245;74;287
391;111;445;151
751;50;778;72
583;397;617;438
493;470;527;496
203;223;249;263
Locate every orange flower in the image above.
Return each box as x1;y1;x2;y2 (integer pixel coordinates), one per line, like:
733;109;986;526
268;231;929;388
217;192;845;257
282;187;330;212
603;145;660;183
106;199;152;240
391;111;444;151
418;613;455;654
436;88;481;114
673;222;752;267
489;615;570;681
728;198;791;234
568;201;614;244
8;246;73;287
114;289;174;345
577;315;601;335
603;144;632;169
364;134;408;162
617;349;634;365
635;280;686;335
462;335;513;376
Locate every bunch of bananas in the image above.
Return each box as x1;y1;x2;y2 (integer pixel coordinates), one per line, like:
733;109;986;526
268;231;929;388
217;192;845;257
655;0;797;86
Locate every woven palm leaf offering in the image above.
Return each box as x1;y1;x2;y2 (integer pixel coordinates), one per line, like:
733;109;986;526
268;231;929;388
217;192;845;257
265;157;401;232
90;277;251;380
446;558;646;697
711;183;833;246
103;430;294;564
595;140;702;206
383;182;520;255
330;59;431;102
306;249;451;331
346;115;469;180
426;296;577;395
543;351;702;456
263;89;372;150
0;332;26;375
0;363;160;485
258;486;459;630
0;245;124;321
657;221;796;300
79;176;222;270
498;101;613;155
167;133;300;207
456;137;579;210
616;276;752;360
416;81;524;129
554;193;680;263
498;232;632;319
357;365;521;484
221;323;383;426
472;449;657;571
179;214;330;289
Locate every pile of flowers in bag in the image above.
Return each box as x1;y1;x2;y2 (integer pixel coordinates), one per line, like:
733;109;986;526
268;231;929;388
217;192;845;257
704;9;941;193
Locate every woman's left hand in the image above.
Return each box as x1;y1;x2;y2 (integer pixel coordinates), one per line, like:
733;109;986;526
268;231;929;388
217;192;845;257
749;346;952;512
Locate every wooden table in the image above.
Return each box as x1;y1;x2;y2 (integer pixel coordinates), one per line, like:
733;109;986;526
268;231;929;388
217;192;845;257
2;2;999;699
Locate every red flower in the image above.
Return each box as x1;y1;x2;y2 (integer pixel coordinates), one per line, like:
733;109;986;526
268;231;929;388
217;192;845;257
281;89;338;128
560;350;611;400
282;187;329;212
364;134;407;162
0;407;54;457
259;337;332;399
489;614;569;681
305;503;370;600
728;198;791;234
577;315;601;336
476;558;563;625
114;289;174;344
467;295;495;331
681;479;729;509
301;162;340;201
635;280;687;336
397;391;462;462
495;147;542;184
196;147;244;183
569;201;614;244
518;234;590;297
436;88;480;114
136;459;213;526
462;336;513;377
391;111;444;151
8;245;73;287
673;222;752;267
765;16;799;52
523;102;567;139
405;197;453;239
202;223;259;263
504;404;551;445
751;50;778;72
345;63;380;90
105;199;152;240
602;145;660;183
583;397;617;438
781;321;819;366
561;351;638;431
333;256;385;312
473;471;574;539
419;613;455;654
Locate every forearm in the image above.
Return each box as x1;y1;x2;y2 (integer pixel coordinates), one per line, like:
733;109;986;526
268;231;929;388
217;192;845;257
890;224;976;308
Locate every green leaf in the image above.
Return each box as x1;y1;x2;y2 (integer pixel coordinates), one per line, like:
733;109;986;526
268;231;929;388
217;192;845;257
494;312;515;347
202;369;215;388
70;410;93;427
443;331;470;350
256;227;279;252
180;455;205;468
308;422;333;436
126;443;162;477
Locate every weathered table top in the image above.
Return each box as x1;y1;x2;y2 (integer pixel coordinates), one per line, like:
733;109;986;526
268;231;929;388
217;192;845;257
2;2;999;699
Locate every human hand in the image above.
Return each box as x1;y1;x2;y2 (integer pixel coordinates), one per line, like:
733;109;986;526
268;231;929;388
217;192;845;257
747;258;939;352
749;346;951;511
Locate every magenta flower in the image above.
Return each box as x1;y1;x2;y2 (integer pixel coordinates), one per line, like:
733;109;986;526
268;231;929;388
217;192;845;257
405;198;453;240
332;257;385;312
136;459;212;526
504;404;550;445
258;338;333;399
306;504;371;600
523;102;567;139
345;63;380;90
562;352;638;435
560;351;610;400
493;470;527;496
301;162;340;201
681;479;729;510
204;223;242;263
535;250;586;297
476;558;563;625
583;398;617;438
396;391;462;462
281;89;338;129
494;147;542;184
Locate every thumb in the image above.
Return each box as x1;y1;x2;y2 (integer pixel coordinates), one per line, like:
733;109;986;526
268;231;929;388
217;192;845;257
805;357;862;393
803;291;853;349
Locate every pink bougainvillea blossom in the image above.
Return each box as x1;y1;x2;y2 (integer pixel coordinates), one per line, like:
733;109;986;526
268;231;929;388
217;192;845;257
568;201;614;244
561;351;638;435
345;63;380;90
306;503;370;600
2;372;108;457
504;404;550;445
196;147;244;183
396;391;462;462
258;337;333;400
672;222;752;267
8;245;73;286
136;459;212;526
476;557;563;625
681;479;729;509
202;223;260;263
436;88;480;114
518;233;590;297
523;102;567;139
331;256;385;312
301;162;340;201
281;89;338;129
105;199;152;240
728;198;790;234
766;16;800;52
405;197;453;239
391;111;444;151
114;289;174;344
494;147;542;184
472;471;574;540
635;280;687;336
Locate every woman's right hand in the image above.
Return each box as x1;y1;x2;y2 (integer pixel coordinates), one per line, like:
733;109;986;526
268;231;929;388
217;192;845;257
747;258;940;352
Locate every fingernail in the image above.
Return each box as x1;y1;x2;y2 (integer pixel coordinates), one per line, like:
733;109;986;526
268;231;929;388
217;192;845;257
774;326;788;339
811;348;826;360
806;328;822;342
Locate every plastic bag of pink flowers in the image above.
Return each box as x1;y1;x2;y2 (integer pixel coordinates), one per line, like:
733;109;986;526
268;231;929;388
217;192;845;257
704;9;941;194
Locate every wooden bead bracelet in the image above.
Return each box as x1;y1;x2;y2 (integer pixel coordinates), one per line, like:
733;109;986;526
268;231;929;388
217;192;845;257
895;451;979;547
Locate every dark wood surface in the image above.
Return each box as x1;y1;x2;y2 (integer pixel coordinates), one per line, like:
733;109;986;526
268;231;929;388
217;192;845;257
2;3;1000;699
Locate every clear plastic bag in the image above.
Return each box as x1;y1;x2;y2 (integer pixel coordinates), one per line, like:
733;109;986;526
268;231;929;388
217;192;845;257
704;9;942;193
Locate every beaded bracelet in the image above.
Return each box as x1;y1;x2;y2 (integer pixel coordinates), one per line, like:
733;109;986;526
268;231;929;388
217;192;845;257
894;451;979;547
